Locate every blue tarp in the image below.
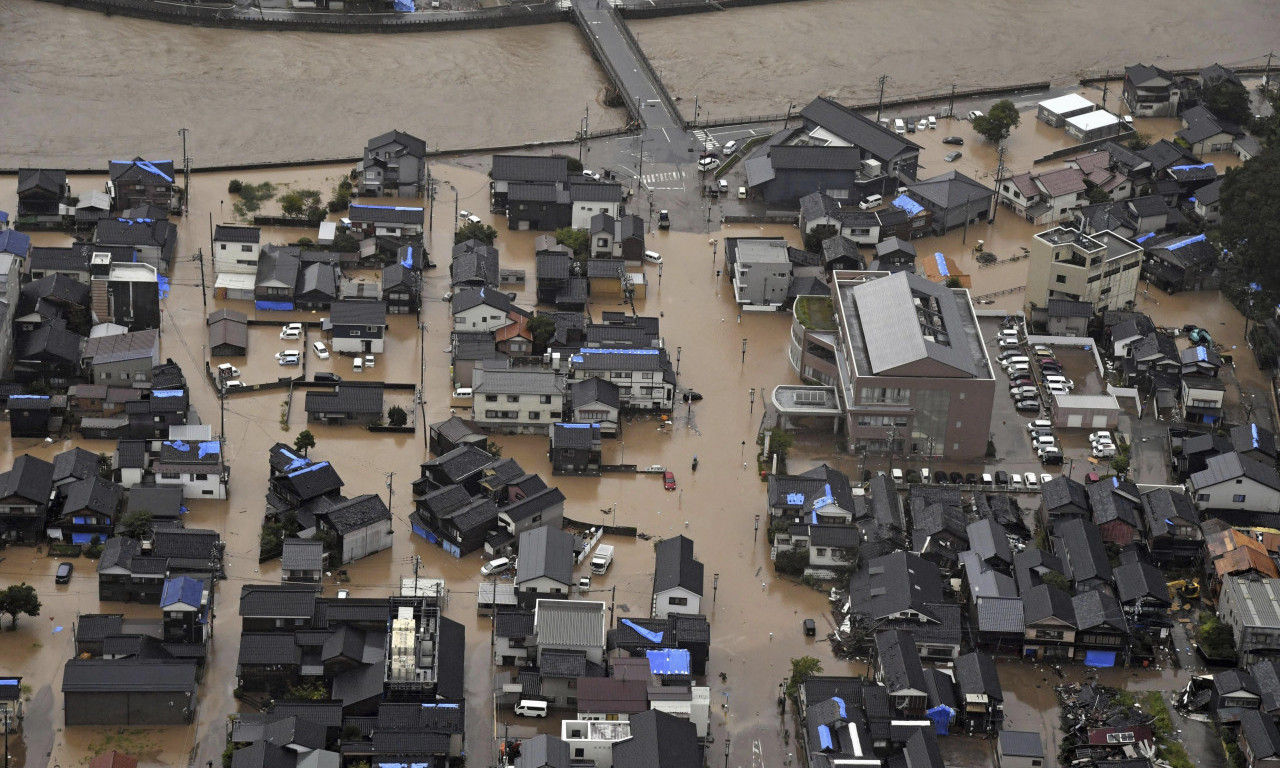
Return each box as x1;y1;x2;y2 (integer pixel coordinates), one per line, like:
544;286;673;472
556;422;592;429
577;348;659;355
158;275;171;300
934;252;949;277
421;702;460;708
891;194;925;217
197;441;220;458
926;704;955;735
287;461;330;478
278;447;310;471
1169;163;1214;172
623;619;665;643
161;576;203;608
1197;346;1207;361
1084;650;1116;667
1253;423;1261;448
256;301;295;311
153;390;184;398
1167;234;1207;251
1135;232;1155;243
401;246;414;269
833;696;846;718
786;492;806;505
646;648;690;675
112;159;174;182
817;724;833;750
164;440;191;452
0;679;19;686
71;533;96;544
179;505;189;515
9;394;50;400
352;204;423;212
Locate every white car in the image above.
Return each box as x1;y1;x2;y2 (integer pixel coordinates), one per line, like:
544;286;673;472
1046;383;1070;396
697;157;720;172
998;328;1019;340
280;327;302;341
1040;473;1054;485
353;356;364;372
998;338;1020;349
217;363;240;378
275;349;300;360
1033;345;1053;357
1024;473;1040;489
364;354;375;369
1032;435;1057;449
643;250;663;264
968;110;985;121
916;119;929;131
312;341;329;360
283;322;303;334
1009;474;1023;488
582;170;602;181
1027;419;1052;432
276;353;299;366
1089;431;1113;444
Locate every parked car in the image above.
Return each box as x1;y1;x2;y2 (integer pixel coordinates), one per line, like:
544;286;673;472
949;471;964;484
697;156;720;172
1010;376;1034;388
1033;345;1053;357
1089;431;1113;444
1038;447;1064;464
56;562;73;584
998;338;1020;349
481;557;512;576
1046;383;1070;396
945;151;962;163
994;470;1009;485
1041;473;1054;485
1024;473;1039;489
1009;474;1023;489
663;471;677;491
998;350;1026;362
942;136;964;145
364;354;375;369
1092;445;1117;458
916;119;929;131
1032;435;1058;449
968;110;985;121
458;210;472;219
933;470;948;484
280;327;302;341
965;473;978;485
1011;386;1039;399
1027;419;1052;432
276;350;300;366
1015;399;1042;411
312;341;329;359
217;363;240;378
582;170;602;181
353;356;364;372
315;372;341;383
1040;363;1063;374
578;575;592;589
1029;428;1054;439
998;328;1019;340
644;250;663;264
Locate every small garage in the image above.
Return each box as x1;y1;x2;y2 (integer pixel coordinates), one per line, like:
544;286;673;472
1051;393;1121;430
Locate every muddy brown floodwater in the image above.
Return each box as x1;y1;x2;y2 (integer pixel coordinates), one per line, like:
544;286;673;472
0;164;859;768
636;0;1280;118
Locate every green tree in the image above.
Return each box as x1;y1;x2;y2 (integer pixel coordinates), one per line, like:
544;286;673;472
972;100;1021;142
455;220;498;246
1085;186;1112;205
803;224;837;253
1041;570;1075;595
293;429;316;457
484;440;503;458
1199;78;1253;126
785;656;823;698
554;227;590;258
332;232;359;253
528;315;558;352
387;405;408;427
553;154;584;175
227;179;244;194
286;679;328;700
120;510;153;540
0;583;41;629
1220;145;1280;293
1127;131;1153;151
280;189;323;220
945;276;963;288
768;429;795;459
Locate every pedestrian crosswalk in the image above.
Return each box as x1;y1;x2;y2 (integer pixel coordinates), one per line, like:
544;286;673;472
692;129;721;151
643;169;685;185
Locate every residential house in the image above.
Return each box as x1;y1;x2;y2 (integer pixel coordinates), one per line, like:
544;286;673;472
16;168;71;224
7;393;58;438
846;550;962;660
776;523;863;578
15;274;91;335
346;204;424;238
97;528;223;604
997;731;1045;768
125;382;190;440
589;212;646;261
515;526;575;607
212;226;262;275
0;455;55;543
1021;583;1077;660
490;155;570;210
765;463;859;523
911;500;969;573
1125;330;1181;384
726;238;793;309
254;245;299;307
531;599;608;708
1177;105;1244;156
565;348;676;412
535;248;582;308
1183;375;1226;424
566;377;621;436
94;218;178;273
294;262;339;310
50;475;123;545
652;535;703;618
1210;668;1261;720
902;171;994;236
549;422;602;476
428;415;487;457
495;314;534;357
281;539;324;583
62;659;198;725
958;550;1022;654
1071;590;1129;665
1193;178;1224;226
108;158;176;213
609;710;700;768
998;168;1088;226
1239;709;1280;768
1123;64;1183;117
452;239;501;289
450;330;501;388
1219;576;1280;665
73;191;113;229
1053;517;1114;591
0;230;30;261
207;308;248;357
504;180;623;231
1231;424;1278;464
1190;452;1280;518
380;263;420;314
13;323;83;387
1088;478;1143;546
613;614;712;677
359;130;427;197
304;383;384;427
1143;233;1218;293
1075;194;1179;240
1064;110;1124;143
954;651;1004;734
314;494;393;564
124;485;184;528
452;286;530;333
327;301;386;354
81;329;160;385
1045;299;1093;336
1026;226;1143;312
574;676;649;723
1037;93;1097;127
873;629;929;716
1183;344;1224;378
827;269;995;458
821;235;865;273
154;428;227;500
1141;487;1202;565
493;607;535;667
873;236;918;271
472;362;567;435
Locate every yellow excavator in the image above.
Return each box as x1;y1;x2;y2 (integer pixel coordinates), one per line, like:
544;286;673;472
1167;578;1200;601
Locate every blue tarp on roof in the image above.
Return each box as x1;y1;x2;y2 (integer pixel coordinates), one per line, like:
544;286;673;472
556;422;592;429
278;447;310;471
647;648;691;675
892;195;925;217
353;204;423;212
926;704;955;735
934;252;949;277
161;576;203;608
421;702;460;708
401;246;414;268
9;394;50;400
157;276;171;300
153;390;184;398
833;696;847;718
112;159;174;182
287;461;330;478
256;301;295;311
622;618;664;643
0;229;31;256
1253;423;1260;448
1169;163;1214;172
817;724;833;750
786;492;806;505
1167;234;1207;251
0;211;9;223
1197;346;1207;361
1135;232;1156;243
1084;650;1116;667
165;440;191;452
197;441;220;459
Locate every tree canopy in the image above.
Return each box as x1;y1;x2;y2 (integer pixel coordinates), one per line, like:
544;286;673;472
972;100;1021;143
528;315;557;352
120;510;154;540
785;656;823;698
554;227;590;259
1220;144;1280;295
455;220;498;246
0;583;41;628
294;429;316;456
1199;78;1253;126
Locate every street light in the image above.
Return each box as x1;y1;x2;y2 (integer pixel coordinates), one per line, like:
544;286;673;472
741;338;748;364
724;736;732;768
449;185;458;228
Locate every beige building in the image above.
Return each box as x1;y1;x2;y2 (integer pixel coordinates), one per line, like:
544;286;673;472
831;270;995;459
1026;226;1142;312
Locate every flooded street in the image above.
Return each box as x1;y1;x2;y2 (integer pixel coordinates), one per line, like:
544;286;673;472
637;0;1280;118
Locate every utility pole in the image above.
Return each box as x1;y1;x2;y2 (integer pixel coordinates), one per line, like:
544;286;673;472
675;346;682;377
947;84;957;120
749;387;756;415
179;127;190;214
713;573;719;604
990;143;1008;226
1100;73;1110;111
194;247;208;314
754;514;761;541
609;585;616;627
384;472;395;517
427;166;435;232
741;338;747;364
875;74;889;122
1265;51;1275;92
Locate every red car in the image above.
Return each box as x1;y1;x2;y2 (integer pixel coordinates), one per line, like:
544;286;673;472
663;471;676;491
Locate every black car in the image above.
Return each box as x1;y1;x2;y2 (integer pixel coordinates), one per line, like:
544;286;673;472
994;470;1009;485
933;470;948;484
315;372;342;383
965;473;978;485
942;136;964;145
1040;364;1063;374
947;471;963;484
1040;452;1064;466
56;562;73;584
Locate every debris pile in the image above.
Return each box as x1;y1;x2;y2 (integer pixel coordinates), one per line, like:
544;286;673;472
1054;683;1166;767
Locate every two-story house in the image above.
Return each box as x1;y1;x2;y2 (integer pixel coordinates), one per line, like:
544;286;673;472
565;377;620;436
0;455;55;543
531;599;608;708
212;226;262;276
1071;590;1129;666
380;263;421;315
345;204;424;238
1123;64;1183;117
1143;233;1219;293
154;426;227;500
81;329;160;385
50;475;123;545
652;535;703;618
359;130;427;197
726;238;793;309
1021;583;1077;660
471;362;566;435
1026;226;1143;313
451;286;531;333
873;629;930;717
94;218;178;273
327;301;386;355
549;422;603;476
1087;478;1143;547
108;158;176;213
17;168;71;225
565;348;675;412
999;168;1088;226
304;383;384;427
313;493;393;564
1190;452;1280;518
514;526;575;607
589;213;646;262
1219;576;1280;665
954;651;1004;734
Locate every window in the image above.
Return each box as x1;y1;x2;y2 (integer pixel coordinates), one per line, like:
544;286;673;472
1031;761;1042;767
1055;275;1067;284
349;330;360;336
485;395;498;402
815;547;827;557
668;597;688;606
161;472;180;479
1233;494;1247;503
101;372;111;380
528;411;541;420
539;395;552;404
220;243;227;250
1197;493;1210;502
195;474;209;481
550;411;562;419
860;387;910;405
241;244;253;252
596;237;608;248
575;750;585;759
506;395;520;403
1035;629;1064;640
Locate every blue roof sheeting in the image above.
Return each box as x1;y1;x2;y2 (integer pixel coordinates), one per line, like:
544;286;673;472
165;440;191;452
817;724;833;750
646;648;691;675
833;696;847;718
153;390;184;398
161;576;203;608
158;275;171;300
1169;163;1214;171
278;447;310;471
352;204;422;212
934;252;949;277
71;533;96;544
1166;234;1207;251
1135;232;1155;243
401;246;414;268
622;619;664;643
287;461;330;478
892;194;924;217
786;492;806;505
1253;423;1261;448
927;704;955;735
112;159;174;182
197;441;220;459
0;229;31;256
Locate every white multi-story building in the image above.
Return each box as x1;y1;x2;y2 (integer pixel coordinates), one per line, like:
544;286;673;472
1026;226;1142;312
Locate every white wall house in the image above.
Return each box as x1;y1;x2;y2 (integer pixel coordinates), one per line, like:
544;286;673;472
561;720;630;768
212;226;261;275
472;363;566;436
1189;452;1280;514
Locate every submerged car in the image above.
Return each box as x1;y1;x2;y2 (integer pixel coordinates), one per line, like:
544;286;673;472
942;136;964;145
663;471;677;491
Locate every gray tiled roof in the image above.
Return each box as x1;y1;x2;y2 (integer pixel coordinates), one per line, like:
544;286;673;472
1052;517;1113;584
491;155;569;183
238;633;302;666
494;607;535;639
653;535;703;596
769;145;864;170
1114;561;1171;605
76;613;124;642
875;629;927;694
1239;709;1280;760
1071;589;1127;633
613;710;701;768
62;659;196;692
976;596;1025;634
534;599;605;648
998;730;1043;758
799;97;921;162
328;300;386;326
474;364;565;396
1022;583;1076;626
1087;480;1141;529
848;551;943;622
569;376;621;410
319;494;389;534
906;171;993;210
214;225;260;244
239;584;319;619
1248;659;1280;713
966;518;1012;565
1192;451;1280;492
347;204;423;225
516;526;575;586
304;383;384;415
281;539;324;572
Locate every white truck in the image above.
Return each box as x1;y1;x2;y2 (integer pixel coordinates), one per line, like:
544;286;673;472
590;544;614;575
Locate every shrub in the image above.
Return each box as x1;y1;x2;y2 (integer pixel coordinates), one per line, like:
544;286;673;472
774;548;809;577
227;179;243;194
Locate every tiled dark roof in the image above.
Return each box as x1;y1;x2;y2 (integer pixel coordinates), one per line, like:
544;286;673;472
1239;708;1280;759
876;629;927;694
61;476;123;517
347;204;423;225
1249;659;1280;714
328;300;386;326
97;536;141;572
1022;583;1076;626
799;97;921;161
501;486;565;524
213;225;260;244
966;518;1012;565
848;551;942;622
319;494;390;534
495;607;535;638
517;526;575;586
770;145;864;170
238;633;302;666
52;447;102;485
1071;589;1127;633
109;158;175;183
304;383;384;416
62;659;196;692
281;539;324;572
491;155;569;183
569;376;621;410
152;528;221;561
552;422;599;449
17;168;67;195
653;535;703;596
976;597;1024;634
1052;517;1113;585
613;710;701;768
239;584;319;619
1114;560;1171;605
1087;480;1141;529
1192;451;1280;492
76;614;124;642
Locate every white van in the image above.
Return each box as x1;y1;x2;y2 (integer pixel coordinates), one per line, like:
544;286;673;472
893;118;906;135
737;186;747;199
452;387;474;400
515;700;548;718
217;363;240;378
1092;445;1117;459
928;115;937;129
859;194;884;210
643;250;663;264
722;139;738;154
1001;356;1030;369
1044;375;1074;389
481;557;512;576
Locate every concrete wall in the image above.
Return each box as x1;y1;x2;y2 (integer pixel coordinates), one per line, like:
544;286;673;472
341;519;394;564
